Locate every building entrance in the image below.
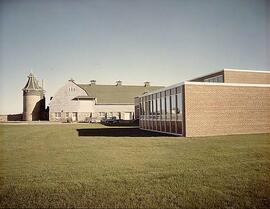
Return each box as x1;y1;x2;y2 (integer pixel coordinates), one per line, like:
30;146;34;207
72;112;78;121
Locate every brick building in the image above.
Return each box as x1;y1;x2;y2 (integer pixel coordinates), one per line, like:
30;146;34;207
136;69;270;137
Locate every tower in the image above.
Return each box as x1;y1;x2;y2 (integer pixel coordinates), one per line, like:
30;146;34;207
22;73;45;121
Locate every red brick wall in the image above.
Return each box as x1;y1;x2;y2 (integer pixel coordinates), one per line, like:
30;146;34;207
184;84;270;137
224;71;270;84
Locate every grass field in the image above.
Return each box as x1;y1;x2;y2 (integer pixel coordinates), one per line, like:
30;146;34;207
0;124;270;209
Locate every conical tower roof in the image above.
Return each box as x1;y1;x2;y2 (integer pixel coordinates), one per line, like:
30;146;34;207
23;73;42;91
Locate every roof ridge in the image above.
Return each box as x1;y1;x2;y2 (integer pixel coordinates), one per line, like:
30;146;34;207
22;73;43;91
75;83;163;103
78;84;164;87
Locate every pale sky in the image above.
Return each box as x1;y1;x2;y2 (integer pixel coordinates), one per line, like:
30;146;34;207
0;0;269;114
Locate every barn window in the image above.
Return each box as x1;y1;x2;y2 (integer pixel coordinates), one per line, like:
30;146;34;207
55;112;61;118
68;87;76;92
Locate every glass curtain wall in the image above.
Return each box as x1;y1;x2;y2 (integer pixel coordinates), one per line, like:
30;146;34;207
171;92;176;120
149;95;152;119
165;90;171;120
142;97;145;119
152;94;156;119
157;93;161;120
176;87;183;134
161;92;165;120
176;87;183;121
139;85;183;135
149;95;152;129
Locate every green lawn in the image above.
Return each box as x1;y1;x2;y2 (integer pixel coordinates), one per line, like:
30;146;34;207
0;124;270;209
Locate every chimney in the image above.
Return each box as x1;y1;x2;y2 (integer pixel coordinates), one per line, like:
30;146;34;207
90;80;96;86
144;81;150;87
116;80;122;86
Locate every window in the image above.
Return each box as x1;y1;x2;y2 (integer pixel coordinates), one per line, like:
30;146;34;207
152;95;156;119
171;94;176;120
141;97;145;115
99;112;106;117
161;93;165;119
55;112;61;118
139;98;143;116
65;112;69;118
140;98;144;119
176;93;182;120
68;87;76;92
166;95;170;119
107;112;113;117
145;97;149;118
204;75;223;83
156;94;161;119
149;100;152;115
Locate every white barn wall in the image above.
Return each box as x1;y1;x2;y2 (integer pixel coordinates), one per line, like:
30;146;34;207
77;100;95;122
77;100;95;112
49;80;151;122
94;104;134;120
49;81;89;121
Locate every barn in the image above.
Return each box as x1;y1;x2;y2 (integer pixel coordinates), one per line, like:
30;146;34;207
49;79;162;122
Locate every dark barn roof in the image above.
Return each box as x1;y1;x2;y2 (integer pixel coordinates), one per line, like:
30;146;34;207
23;73;43;91
77;84;163;104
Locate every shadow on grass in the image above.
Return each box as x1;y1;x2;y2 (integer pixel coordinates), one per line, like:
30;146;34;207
77;127;173;137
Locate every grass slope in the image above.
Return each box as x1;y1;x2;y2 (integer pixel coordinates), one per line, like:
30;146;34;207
0;124;270;208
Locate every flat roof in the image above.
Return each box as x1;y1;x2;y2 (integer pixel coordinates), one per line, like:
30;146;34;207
139;81;270;97
189;68;270;82
139;82;185;97
184;81;270;88
138;69;270;98
224;69;270;73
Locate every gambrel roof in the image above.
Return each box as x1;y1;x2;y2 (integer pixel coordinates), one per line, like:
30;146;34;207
77;84;163;104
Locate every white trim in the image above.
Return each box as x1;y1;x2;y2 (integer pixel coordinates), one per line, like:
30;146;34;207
224;69;270;73
139;82;185;97
138;69;270;98
184;81;270;88
189;68;270;82
138;80;270;98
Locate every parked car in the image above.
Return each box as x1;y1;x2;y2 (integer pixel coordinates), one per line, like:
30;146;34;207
102;117;120;125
